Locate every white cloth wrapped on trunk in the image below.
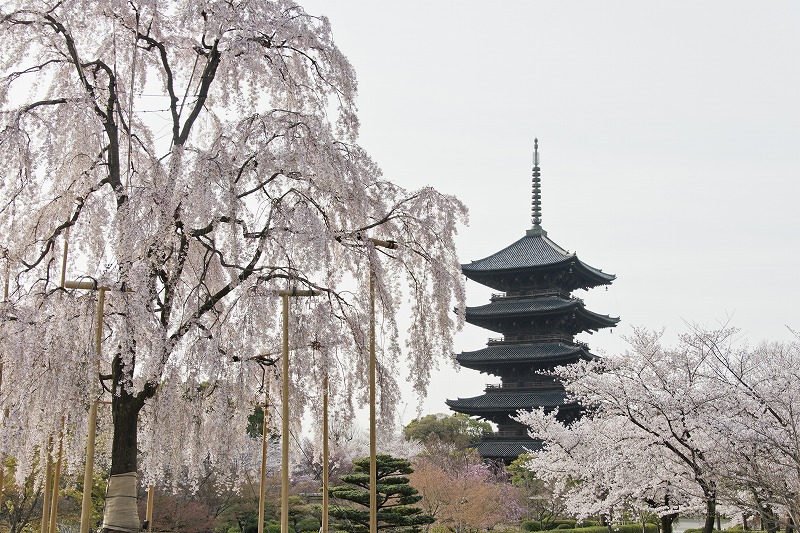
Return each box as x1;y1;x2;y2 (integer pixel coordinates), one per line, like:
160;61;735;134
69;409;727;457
102;472;140;532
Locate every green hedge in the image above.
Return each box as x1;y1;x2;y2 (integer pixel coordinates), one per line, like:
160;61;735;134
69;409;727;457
524;520;580;531
539;524;659;533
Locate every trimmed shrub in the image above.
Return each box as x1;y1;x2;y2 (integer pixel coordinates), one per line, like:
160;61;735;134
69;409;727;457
295;517;321;532
540;524;658;533
265;521;282;533
524;520;578;532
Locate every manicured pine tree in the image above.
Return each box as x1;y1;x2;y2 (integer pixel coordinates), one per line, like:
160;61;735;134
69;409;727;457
329;455;434;533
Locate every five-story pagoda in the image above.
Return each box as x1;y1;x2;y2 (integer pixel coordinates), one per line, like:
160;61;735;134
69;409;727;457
447;140;619;463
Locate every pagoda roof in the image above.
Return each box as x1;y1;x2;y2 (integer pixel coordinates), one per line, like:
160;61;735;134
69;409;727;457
467;295;578;317
473;439;543;460
464;296;619;331
446;389;573;413
457;342;596;368
461;231;614;283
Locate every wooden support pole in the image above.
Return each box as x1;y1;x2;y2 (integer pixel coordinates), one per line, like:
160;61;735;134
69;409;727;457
281;294;290;533
277;289;317;533
146;484;154;532
64;280;103;291
48;423;64;533
369;271;377;533
80;286;105;533
79;400;98;533
94;289;105;356
322;373;329;533
44;233;69;533
258;385;269;533
365;237;395;533
0;360;3;503
0;259;7;501
40;437;53;533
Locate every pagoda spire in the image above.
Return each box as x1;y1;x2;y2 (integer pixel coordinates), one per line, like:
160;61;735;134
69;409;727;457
528;139;546;237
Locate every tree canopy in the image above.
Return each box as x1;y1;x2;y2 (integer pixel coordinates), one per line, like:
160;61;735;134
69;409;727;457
0;0;466;529
403;413;491;448
517;327;800;533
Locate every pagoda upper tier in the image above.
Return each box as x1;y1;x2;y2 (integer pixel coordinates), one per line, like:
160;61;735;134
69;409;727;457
456;341;596;375
461;229;614;293
465;294;618;336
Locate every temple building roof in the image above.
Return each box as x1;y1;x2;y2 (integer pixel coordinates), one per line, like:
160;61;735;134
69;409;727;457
467;295;579;316
457;342;596;368
461;232;615;290
464;296;619;334
473;439;544;460
446;389;573;413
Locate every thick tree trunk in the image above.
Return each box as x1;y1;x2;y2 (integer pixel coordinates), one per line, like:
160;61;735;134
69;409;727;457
702;497;716;533
661;512;678;533
110;392;140;476
762;505;779;533
102;354;148;533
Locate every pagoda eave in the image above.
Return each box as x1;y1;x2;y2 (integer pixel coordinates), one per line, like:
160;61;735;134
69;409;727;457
463;257;615;291
464;310;619;336
456;342;595;372
446;390;575;414
472;439;544;461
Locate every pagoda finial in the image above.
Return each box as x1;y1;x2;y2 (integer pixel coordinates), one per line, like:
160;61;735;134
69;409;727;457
528;138;546;237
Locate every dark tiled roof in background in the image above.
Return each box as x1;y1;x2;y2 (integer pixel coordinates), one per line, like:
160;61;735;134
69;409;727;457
462;233;613;281
457;342;590;363
475;440;544;458
447;390;571;410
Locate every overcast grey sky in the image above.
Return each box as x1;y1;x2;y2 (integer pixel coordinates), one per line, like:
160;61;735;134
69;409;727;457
300;1;800;419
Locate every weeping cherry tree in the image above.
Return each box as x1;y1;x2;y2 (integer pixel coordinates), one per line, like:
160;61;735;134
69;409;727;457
0;1;466;531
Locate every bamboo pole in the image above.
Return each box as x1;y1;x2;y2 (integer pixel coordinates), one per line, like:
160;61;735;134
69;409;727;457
48;424;64;533
44;235;70;532
281;294;289;533
79;400;98;533
277;289;317;533
40;437;53;533
0;259;6;501
79;286;106;533
146;484;154;532
365;237;396;533
95;288;105;357
368;272;377;533
0;358;3;502
258;384;269;533
64;275;130;533
322;373;329;533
